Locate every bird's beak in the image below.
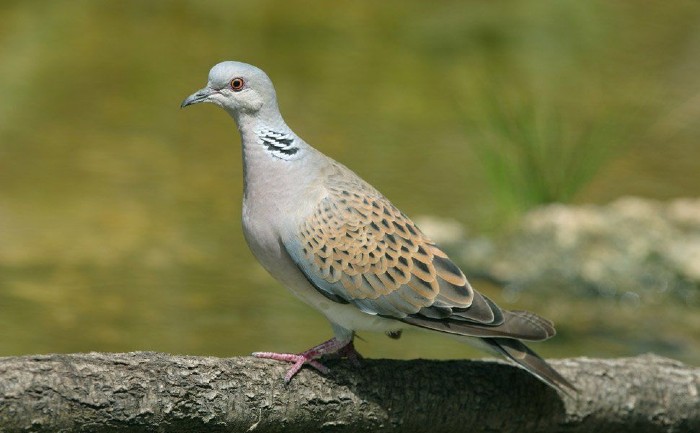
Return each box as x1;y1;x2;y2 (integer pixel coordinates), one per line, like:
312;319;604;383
181;87;215;108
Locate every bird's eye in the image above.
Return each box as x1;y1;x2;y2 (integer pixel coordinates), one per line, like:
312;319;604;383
230;78;245;91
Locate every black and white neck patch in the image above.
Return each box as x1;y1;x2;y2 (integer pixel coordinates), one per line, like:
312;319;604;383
255;127;299;160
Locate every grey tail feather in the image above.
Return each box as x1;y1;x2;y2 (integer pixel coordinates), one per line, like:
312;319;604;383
483;337;578;395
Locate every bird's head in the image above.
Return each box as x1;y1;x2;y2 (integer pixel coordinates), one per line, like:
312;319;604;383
181;61;278;118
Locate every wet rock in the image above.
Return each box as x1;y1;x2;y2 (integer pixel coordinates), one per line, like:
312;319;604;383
433;197;700;304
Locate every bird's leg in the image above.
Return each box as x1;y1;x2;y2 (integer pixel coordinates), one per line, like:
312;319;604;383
253;336;356;382
336;340;363;367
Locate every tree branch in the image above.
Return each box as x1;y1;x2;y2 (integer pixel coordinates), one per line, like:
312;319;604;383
0;352;697;432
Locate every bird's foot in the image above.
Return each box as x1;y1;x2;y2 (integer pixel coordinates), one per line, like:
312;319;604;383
336;340;363;367
253;337;358;382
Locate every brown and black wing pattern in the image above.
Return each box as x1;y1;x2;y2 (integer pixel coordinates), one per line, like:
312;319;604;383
286;165;553;341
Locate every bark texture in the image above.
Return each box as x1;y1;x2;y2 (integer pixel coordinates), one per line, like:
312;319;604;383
0;352;697;433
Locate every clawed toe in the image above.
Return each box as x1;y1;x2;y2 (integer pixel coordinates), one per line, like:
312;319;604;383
253;337;362;382
253;351;331;382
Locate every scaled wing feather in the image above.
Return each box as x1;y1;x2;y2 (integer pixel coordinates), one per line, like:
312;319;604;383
285;162;506;327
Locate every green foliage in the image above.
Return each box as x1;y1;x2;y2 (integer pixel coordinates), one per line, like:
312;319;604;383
447;0;681;216
462;84;632;213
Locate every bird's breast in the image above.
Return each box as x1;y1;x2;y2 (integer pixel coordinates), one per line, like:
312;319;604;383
241;190;319;298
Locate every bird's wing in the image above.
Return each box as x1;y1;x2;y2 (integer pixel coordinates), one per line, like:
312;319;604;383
283;165;554;341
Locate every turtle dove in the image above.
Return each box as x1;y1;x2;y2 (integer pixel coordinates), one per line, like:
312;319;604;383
181;61;575;393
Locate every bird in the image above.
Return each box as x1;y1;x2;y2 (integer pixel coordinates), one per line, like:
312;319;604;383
181;61;575;393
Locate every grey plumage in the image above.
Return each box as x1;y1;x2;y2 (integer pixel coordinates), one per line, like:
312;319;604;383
181;61;576;393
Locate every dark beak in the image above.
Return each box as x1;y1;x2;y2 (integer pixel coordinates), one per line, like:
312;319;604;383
181;87;215;108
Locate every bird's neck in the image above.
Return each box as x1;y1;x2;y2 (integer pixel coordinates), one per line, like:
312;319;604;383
231;109;315;204
232;109;304;159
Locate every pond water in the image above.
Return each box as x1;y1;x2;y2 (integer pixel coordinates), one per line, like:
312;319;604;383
1;1;698;365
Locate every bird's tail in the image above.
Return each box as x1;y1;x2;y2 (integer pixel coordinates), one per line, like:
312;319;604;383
482;337;577;395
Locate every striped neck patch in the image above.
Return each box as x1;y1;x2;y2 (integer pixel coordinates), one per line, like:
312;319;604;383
255;127;299;160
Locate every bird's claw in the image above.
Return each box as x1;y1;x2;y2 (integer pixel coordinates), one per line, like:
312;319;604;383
252;351;331;382
252;337;361;382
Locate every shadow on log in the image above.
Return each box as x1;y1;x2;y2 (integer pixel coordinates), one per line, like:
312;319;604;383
0;352;697;432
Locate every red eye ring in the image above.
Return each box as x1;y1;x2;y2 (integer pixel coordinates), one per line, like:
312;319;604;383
230;78;245;91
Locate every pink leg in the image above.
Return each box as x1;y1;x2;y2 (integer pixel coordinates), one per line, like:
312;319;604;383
253;337;359;382
336;340;363;367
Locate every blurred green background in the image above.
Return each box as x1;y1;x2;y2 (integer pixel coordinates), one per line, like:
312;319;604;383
1;0;699;364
